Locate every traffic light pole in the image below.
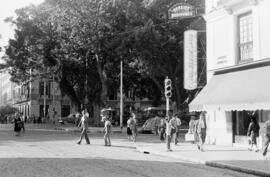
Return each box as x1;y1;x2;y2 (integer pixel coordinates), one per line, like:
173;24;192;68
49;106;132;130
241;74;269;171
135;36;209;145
164;76;172;117
166;97;170;117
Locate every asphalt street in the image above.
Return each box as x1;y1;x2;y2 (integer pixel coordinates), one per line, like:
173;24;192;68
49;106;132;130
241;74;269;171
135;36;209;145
0;129;258;177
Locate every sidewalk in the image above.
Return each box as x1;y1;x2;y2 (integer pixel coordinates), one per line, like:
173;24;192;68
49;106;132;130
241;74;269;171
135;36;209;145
1;123;269;176
0;123;125;134
136;142;270;177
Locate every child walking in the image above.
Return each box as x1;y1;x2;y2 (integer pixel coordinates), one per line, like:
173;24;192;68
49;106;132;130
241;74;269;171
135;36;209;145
103;115;112;146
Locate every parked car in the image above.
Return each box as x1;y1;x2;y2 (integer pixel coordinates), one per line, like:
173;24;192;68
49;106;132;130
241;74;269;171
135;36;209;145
140;116;162;134
60;114;77;124
100;107;131;126
138;107;172;126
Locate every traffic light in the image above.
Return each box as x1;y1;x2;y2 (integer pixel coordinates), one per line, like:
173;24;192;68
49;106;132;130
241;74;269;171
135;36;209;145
164;77;172;98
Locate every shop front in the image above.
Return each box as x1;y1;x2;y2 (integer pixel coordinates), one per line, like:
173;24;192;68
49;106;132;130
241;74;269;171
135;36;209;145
189;64;270;147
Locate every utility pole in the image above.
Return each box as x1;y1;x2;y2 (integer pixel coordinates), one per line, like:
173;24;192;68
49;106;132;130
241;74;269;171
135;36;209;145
52;74;55;124
120;60;123;130
43;78;46;122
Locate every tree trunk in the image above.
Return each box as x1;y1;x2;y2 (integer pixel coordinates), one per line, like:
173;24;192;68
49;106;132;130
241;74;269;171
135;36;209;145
92;103;102;126
151;76;163;96
95;54;108;107
173;77;183;111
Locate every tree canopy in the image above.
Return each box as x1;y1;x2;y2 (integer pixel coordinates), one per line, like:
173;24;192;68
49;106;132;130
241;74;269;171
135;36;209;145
2;0;206;120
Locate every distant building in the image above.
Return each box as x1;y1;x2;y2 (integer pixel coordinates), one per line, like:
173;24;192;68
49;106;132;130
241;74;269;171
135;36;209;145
0;72;13;106
12;76;74;122
0;71;74;122
190;0;270;147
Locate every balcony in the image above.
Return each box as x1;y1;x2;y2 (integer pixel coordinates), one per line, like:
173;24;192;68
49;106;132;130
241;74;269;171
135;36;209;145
217;0;257;7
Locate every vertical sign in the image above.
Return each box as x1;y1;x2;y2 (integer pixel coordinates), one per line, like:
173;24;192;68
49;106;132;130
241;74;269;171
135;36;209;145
184;30;198;90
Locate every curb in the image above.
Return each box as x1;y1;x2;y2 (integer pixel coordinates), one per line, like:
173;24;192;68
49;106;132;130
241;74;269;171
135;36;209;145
136;147;206;164
205;161;270;177
136;146;270;176
54;127;123;134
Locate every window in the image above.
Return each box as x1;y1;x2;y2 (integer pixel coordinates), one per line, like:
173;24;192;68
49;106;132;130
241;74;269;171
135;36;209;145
39;81;51;96
238;12;253;62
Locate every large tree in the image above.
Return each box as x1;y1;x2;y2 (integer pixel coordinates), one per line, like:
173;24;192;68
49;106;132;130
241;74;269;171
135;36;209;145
2;0;206;124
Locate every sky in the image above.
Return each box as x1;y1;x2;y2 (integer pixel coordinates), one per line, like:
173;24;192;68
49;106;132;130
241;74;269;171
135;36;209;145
0;0;45;58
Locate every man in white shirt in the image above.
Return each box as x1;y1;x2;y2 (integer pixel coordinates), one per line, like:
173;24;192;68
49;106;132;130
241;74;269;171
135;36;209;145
165;117;175;152
77;110;90;145
171;115;181;145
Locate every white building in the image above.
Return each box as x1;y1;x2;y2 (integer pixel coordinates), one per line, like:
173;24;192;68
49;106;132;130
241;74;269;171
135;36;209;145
190;0;270;147
0;72;13;106
12;77;75;122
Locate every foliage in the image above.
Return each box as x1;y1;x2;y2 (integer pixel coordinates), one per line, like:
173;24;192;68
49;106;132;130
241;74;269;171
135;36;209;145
2;0;206;117
0;105;18;117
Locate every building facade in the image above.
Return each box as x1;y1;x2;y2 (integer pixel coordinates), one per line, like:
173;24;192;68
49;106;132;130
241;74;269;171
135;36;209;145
190;0;270;147
12;77;74;122
0;72;13;106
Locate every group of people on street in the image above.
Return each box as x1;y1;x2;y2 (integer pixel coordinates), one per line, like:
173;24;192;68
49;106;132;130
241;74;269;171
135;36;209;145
76;109;113;146
160;112;206;152
12;106;269;158
245;114;270;158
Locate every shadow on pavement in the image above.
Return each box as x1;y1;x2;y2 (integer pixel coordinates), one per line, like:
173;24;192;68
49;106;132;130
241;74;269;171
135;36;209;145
0;158;256;177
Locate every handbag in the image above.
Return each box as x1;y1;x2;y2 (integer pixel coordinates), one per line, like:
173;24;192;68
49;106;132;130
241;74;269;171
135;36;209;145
185;133;195;141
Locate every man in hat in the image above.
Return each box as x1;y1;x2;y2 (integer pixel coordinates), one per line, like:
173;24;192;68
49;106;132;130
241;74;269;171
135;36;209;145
263;116;270;157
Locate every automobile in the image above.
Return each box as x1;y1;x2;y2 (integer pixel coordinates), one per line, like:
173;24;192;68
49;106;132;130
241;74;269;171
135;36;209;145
100;107;131;126
140;116;163;134
60;113;78;124
138;107;172;126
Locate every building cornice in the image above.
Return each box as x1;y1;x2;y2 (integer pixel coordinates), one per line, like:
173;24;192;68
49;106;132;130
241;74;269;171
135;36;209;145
204;8;228;22
205;0;262;20
209;58;270;75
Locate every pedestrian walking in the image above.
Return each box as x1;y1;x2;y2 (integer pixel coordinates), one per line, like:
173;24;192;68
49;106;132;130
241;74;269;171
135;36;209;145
13;113;22;136
195;112;207;151
154;115;160;135
165;117;174;152
20;113;25;132
127;116;135;141
102;115;112;146
77;110;90;145
75;113;81;127
262;116;270;157
247;115;260;152
131;113;138;142
173;115;181;145
159;117;166;141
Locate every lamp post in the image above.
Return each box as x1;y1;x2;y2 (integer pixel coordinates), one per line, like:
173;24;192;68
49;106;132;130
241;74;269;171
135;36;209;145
120;60;123;130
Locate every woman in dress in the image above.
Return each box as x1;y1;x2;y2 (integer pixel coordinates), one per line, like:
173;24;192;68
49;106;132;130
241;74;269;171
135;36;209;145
13;113;22;136
247;115;260;152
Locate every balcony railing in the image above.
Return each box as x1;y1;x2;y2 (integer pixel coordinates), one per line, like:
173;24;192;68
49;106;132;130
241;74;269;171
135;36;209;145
239;41;253;62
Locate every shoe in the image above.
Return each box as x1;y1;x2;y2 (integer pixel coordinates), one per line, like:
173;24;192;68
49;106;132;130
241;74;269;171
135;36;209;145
197;145;200;150
77;142;81;145
166;149;173;152
248;148;252;151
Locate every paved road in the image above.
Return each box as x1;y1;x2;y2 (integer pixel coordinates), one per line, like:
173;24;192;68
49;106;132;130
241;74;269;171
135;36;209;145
0;129;257;177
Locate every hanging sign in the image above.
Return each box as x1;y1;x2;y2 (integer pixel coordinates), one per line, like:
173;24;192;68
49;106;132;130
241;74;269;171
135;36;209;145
168;3;196;19
184;30;198;90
